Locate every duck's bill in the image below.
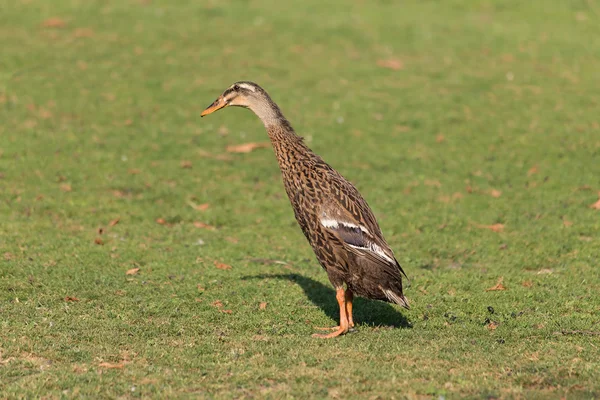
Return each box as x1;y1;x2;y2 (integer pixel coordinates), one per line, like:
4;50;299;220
201;96;227;117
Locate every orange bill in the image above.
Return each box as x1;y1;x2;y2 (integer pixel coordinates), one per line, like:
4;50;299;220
201;96;228;117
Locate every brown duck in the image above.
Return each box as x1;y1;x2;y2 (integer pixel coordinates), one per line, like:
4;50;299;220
201;82;409;338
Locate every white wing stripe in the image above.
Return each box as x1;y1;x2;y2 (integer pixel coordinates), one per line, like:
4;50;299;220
347;243;395;264
320;218;370;235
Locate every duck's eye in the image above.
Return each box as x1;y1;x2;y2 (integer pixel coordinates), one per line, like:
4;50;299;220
233;84;240;91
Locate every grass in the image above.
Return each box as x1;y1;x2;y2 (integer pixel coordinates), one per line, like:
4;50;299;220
1;0;600;398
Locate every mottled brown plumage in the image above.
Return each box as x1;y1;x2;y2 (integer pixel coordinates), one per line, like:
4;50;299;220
201;81;409;338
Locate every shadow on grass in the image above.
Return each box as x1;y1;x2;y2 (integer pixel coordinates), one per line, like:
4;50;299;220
243;273;412;329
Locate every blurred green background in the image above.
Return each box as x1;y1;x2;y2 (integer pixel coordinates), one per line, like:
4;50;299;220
1;0;599;398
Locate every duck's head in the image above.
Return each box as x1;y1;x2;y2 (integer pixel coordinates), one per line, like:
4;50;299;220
201;81;269;117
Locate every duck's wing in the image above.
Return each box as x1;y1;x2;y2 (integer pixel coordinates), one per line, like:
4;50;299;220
318;170;408;280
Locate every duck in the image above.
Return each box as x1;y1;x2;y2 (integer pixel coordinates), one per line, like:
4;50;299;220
201;81;409;338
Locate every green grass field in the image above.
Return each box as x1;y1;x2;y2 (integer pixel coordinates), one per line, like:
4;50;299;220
2;0;600;398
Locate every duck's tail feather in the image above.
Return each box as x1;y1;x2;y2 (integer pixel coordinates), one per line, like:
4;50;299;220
383;289;410;310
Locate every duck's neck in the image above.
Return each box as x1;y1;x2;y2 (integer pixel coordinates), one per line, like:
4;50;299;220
249;99;311;169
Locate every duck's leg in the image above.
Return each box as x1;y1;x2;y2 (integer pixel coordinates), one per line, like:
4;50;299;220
312;288;349;338
345;288;354;329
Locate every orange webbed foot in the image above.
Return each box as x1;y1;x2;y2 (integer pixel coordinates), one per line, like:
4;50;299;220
312;326;348;339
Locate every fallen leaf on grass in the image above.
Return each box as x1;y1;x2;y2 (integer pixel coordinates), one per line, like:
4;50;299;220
214;261;232;270
563;218;573;227
189;202;210;211
259;302;268;310
98;362;124;369
211;300;223;308
42;18;67;28
220;309;233;314
477;223;505;233
490;189;502;198
226;142;270;153
225;236;239;244
180;160;192;169
435;134;445;143
94;238;104;245
109;218;120;227
522;281;533;287
193;221;215;230
377;58;404;70
527;165;538;176
126;267;140;275
64;296;79;302
487;321;499;330
60;183;72;192
486;277;507;292
156;218;167;225
589;192;600;210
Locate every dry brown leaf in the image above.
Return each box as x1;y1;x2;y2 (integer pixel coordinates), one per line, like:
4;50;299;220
259;302;267;310
190;202;210;211
563;219;573;227
486;277;507;292
98;362;124;369
225;236;239;244
490;189;502;198
64;296;79;302
590;192;600;210
527;165;538;176
94;238;104;245
193;221;216;230
487;321;499;330
126;267;140;275
128;168;141;175
220;309;233;314
226;142;270;154
377;58;404;70
477;223;505;233
522;280;533;288
211;300;223;308
60;183;72;192
214;261;232;270
180;160;192;169
156;218;167;225
42;18;67;28
109;218;120;227
435;134;445;143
